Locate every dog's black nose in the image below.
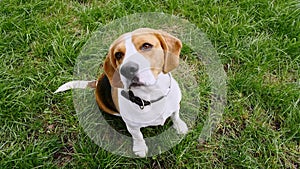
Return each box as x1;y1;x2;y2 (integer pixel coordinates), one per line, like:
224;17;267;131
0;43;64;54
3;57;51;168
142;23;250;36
120;62;139;79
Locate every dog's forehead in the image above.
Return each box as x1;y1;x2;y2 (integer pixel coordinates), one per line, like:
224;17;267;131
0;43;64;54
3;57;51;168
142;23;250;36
132;33;159;47
111;29;159;50
132;28;160;45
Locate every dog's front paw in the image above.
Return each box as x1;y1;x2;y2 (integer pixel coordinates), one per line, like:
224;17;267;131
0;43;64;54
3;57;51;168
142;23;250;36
173;119;188;134
133;140;148;157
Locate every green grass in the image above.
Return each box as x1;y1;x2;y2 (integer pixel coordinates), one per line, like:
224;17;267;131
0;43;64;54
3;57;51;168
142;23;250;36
1;0;299;168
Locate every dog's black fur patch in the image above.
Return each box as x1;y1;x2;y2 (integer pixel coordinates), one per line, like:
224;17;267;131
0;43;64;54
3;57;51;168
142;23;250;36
96;74;118;113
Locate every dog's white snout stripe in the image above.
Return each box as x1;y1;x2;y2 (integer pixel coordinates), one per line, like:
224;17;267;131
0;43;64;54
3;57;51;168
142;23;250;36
124;33;138;60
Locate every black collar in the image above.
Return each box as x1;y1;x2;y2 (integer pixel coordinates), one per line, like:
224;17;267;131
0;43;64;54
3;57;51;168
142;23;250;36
121;73;172;110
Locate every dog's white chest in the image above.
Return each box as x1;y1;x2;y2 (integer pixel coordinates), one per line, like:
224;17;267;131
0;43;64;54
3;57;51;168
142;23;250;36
118;88;171;127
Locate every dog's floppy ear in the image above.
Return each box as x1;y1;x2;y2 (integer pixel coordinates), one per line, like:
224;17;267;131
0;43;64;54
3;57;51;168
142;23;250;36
103;51;123;88
156;30;182;73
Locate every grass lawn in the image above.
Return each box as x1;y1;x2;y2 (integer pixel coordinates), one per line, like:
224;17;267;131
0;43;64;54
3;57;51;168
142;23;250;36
1;0;299;168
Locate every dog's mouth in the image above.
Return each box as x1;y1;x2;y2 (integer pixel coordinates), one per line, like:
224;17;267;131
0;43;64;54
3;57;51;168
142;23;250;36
129;76;145;88
129;82;144;88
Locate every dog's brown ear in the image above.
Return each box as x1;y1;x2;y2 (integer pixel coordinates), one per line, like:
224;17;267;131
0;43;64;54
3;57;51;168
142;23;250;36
156;31;182;73
103;52;123;88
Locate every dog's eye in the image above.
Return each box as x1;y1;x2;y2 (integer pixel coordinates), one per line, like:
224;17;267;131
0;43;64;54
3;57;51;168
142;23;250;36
140;43;153;51
114;52;124;60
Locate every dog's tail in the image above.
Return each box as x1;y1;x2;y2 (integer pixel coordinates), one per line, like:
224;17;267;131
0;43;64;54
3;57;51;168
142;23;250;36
54;80;97;93
54;75;120;116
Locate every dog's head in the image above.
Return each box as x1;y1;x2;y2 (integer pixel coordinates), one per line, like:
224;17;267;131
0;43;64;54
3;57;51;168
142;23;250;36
103;28;182;89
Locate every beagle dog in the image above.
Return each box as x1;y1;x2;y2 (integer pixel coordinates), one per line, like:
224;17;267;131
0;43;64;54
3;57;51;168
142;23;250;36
55;28;188;157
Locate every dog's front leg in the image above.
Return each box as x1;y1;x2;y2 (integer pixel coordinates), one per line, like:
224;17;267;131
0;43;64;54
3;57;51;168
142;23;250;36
171;109;188;134
126;124;148;157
